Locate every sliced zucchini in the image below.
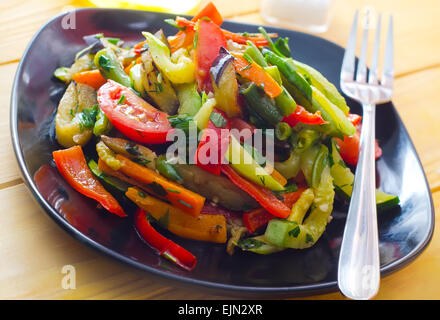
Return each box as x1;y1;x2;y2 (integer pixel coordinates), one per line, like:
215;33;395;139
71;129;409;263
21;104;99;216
329;139;399;211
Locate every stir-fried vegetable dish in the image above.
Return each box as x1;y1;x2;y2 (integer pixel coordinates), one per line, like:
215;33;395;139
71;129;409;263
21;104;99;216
52;2;399;271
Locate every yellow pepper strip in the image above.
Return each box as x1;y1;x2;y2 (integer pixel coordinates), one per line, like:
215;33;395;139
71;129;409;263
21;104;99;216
126;187;227;243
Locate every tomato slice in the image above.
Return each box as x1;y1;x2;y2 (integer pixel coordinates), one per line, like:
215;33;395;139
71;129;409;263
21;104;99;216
336;124;382;166
97;80;173;144
194;19;227;92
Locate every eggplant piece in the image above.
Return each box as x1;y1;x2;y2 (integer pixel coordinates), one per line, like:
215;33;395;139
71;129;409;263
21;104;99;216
140;50;179;114
100;135;157;170
55;82;97;147
210;47;242;117
174;163;258;211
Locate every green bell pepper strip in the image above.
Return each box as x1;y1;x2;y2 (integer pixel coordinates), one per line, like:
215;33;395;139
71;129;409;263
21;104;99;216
94;48;131;88
237;235;284;254
274;151;301;180
175;83;202;116
274;128;320;179
245;42;296;116
225;135;285;192
264;50;355;138
329;139;400;211
142;32;195;84
156;155;184;183
264;147;335;249
93;107;112;136
293;60;349;115
240;82;284;126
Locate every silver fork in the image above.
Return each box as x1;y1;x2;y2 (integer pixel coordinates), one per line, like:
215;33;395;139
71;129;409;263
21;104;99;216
337;10;394;300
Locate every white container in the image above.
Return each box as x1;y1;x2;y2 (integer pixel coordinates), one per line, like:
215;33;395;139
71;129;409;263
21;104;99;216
260;0;335;33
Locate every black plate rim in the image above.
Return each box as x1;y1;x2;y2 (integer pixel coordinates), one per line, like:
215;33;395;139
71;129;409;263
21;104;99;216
10;7;435;297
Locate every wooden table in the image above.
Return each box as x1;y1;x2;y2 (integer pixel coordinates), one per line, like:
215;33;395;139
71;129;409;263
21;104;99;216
1;0;439;300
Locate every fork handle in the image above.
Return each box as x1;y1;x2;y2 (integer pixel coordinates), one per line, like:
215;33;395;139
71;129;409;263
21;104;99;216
337;103;380;300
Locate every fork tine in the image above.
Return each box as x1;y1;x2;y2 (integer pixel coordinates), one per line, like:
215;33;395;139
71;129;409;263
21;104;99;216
381;15;394;89
355;11;371;83
368;14;382;84
340;10;358;82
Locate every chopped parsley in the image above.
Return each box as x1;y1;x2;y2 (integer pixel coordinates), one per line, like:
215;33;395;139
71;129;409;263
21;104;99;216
98;55;112;71
125;142;142;156
138;190;146;198
117;94;126;104
78;104;99;132
177;199;193;209
288;226;301;238
132;157;151;166
148;181;168;197
305;233;314;244
238;238;265;249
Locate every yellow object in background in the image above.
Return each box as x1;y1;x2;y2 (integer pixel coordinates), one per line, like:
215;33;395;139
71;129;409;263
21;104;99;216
88;0;201;14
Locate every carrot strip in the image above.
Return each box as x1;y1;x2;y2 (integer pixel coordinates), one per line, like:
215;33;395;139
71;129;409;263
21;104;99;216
72;69;106;90
126;187;227;243
116;155;205;217
231;52;283;98
124;61;135;75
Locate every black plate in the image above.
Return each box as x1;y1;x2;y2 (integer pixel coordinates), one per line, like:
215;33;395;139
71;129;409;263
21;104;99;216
10;8;434;298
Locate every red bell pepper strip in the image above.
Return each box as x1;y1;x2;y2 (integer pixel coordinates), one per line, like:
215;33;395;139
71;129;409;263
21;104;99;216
242;186;308;233
168;1;222;53
175;17;276;47
194;108;231;175
335;124;382;166
221;165;291;218
194;19;227;92
52;146;126;217
283;186;307;209
282;105;328;127
243;208;275;233
134;208;197;271
97;80;173;144
192;1;223;25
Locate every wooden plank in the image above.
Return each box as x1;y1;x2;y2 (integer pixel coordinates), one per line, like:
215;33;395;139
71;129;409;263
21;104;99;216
230;0;440;78
0;183;229;299
0;63;22;187
0;180;439;300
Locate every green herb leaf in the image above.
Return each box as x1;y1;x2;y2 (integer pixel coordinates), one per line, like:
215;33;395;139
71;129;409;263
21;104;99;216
238;238;265;249
98;55;112;71
164;18;187;31
138;190;146;198
193;31;198;49
117;94;126;104
288;226;300;238
148;181;168;197
125;142;142;156
168;113;195;135
132;158;151;166
177;199;193;209
305;233;314;244
78;104;99;132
